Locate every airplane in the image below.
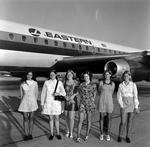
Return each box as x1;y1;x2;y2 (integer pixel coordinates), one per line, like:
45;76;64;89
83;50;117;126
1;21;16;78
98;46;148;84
0;19;150;82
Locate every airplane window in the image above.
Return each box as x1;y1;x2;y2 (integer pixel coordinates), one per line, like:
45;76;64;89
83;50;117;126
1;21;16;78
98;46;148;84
72;44;75;48
54;41;58;46
86;46;89;50
78;44;82;53
44;39;48;45
63;42;67;47
34;38;38;43
9;34;14;40
22;36;26;42
92;46;95;54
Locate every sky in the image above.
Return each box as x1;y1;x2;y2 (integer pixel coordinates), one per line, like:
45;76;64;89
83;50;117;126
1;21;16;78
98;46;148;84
0;0;149;50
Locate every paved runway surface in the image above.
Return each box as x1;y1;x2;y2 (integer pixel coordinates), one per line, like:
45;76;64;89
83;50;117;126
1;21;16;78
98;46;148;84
0;76;150;147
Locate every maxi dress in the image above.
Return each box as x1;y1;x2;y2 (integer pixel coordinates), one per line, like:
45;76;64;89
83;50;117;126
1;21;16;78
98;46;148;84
41;79;66;115
18;80;38;112
97;81;115;113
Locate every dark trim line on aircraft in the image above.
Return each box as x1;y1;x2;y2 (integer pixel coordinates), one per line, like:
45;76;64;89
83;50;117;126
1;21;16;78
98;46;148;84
0;31;124;55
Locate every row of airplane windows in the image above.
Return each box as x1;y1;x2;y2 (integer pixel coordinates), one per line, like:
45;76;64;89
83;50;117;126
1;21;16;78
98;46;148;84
8;33;123;54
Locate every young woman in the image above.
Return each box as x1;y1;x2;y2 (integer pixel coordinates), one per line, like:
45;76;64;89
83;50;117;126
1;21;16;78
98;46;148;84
76;71;97;143
18;70;38;141
117;70;140;143
63;70;79;139
41;69;66;140
97;70;115;141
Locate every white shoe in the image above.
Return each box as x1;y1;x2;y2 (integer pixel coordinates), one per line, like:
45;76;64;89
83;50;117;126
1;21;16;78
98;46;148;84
106;135;110;141
70;133;73;139
65;132;69;137
100;134;104;141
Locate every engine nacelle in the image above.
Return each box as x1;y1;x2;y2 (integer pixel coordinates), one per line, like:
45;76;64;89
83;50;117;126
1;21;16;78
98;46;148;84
104;59;150;82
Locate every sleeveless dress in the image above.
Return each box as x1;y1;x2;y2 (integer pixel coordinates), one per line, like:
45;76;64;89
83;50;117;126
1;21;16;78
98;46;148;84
18;81;38;112
97;81;115;113
64;80;78;111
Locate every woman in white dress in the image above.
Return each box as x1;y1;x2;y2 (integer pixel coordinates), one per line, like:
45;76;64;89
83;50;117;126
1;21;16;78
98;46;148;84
41;69;66;140
117;70;139;143
18;70;38;141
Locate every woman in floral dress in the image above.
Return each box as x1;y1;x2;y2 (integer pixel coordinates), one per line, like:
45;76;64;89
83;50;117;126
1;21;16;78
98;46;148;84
76;71;97;143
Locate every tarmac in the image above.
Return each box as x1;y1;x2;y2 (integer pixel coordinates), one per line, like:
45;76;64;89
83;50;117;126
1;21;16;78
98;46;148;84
0;76;150;147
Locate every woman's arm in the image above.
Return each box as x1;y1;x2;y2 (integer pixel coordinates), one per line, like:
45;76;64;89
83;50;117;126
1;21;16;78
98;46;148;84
133;83;139;109
41;81;47;106
20;85;23;99
98;81;102;95
35;82;39;100
117;84;123;108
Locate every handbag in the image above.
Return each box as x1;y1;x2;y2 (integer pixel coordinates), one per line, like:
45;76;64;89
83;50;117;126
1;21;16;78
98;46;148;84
54;80;65;101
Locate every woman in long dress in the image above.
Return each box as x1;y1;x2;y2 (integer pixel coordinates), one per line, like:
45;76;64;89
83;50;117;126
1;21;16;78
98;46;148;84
18;70;38;141
41;69;66;140
97;70;115;141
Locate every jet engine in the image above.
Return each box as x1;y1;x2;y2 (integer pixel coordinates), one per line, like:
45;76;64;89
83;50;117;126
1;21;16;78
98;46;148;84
104;59;150;82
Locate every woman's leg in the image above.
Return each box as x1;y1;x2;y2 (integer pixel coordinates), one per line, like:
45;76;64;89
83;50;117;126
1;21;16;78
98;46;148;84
118;112;127;137
86;112;92;137
28;111;34;135
69;111;76;136
99;112;105;135
49;115;54;136
77;112;84;138
126;112;134;138
55;115;60;135
23;112;29;136
107;113;112;135
64;111;69;135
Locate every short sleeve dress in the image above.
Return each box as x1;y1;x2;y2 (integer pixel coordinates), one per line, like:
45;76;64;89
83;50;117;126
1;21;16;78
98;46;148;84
18;80;38;112
64;80;78;111
41;79;66;115
97;81;115;113
78;82;97;113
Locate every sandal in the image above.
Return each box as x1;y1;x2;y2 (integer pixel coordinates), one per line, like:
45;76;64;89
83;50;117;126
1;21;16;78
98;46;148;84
65;132;69;137
70;133;73;139
85;136;89;140
76;137;81;143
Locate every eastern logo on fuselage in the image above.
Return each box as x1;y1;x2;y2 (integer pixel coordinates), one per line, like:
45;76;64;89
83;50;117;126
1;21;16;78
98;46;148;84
29;28;41;37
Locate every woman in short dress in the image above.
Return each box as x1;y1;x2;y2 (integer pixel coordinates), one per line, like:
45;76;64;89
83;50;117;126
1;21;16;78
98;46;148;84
117;70;139;143
76;71;97;143
63;70;79;139
97;70;115;141
18;70;38;141
41;69;66;140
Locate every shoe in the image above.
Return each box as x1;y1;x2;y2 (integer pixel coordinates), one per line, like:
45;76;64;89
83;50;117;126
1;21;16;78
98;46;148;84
70;133;73;139
49;135;54;140
99;134;104;141
24;135;28;141
76;137;81;143
65;132;69;137
126;136;131;143
85;136;89;141
118;136;122;142
106;135;110;141
28;134;33;140
56;134;62;140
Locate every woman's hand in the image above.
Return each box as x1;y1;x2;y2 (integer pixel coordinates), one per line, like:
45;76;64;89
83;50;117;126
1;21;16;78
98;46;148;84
134;107;140;114
121;107;125;113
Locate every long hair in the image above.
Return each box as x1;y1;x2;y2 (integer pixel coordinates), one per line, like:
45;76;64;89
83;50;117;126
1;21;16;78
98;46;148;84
103;70;113;85
122;70;132;82
47;69;58;80
21;70;36;83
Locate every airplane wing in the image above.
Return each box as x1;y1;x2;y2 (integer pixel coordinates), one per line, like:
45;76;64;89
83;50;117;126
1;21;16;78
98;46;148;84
52;51;150;82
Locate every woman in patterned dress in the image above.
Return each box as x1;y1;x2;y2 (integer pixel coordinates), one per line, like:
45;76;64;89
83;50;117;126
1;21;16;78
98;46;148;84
18;70;38;141
41;69;66;140
63;70;79;139
117;70;139;143
97;70;115;141
76;71;97;142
